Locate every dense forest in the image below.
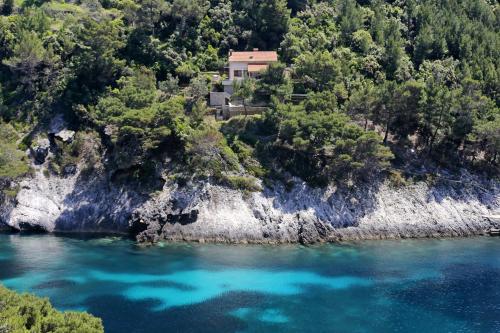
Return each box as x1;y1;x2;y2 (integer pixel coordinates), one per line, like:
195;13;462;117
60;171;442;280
0;0;498;190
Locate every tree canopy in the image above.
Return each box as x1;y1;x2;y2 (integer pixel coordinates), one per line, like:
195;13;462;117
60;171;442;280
0;0;498;189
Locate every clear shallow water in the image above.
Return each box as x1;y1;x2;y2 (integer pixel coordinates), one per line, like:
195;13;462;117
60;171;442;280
1;234;499;333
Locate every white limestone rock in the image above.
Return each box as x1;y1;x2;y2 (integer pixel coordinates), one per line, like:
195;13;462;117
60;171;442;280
55;130;76;143
1;159;498;244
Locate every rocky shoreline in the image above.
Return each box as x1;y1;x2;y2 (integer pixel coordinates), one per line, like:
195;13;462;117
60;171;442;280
130;175;499;244
1;162;498;244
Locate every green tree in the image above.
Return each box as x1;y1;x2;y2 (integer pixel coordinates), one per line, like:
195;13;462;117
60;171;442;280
389;80;424;140
232;78;256;118
419;81;455;155
158;74;180;99
287;0;309;15
3;30;50;95
384;19;404;80
303;90;338;114
233;0;290;49
257;62;292;103
370;0;386;44
66;14;126;105
274;100;392;184
373;81;398;144
294;51;341;92
280;2;338;63
347;81;378;131
185;124;239;178
471;117;499;166
169;0;209;37
137;0;165;34
199;0;237;55
352;29;374;55
338;0;363;45
92;67;189;169
188;75;209;102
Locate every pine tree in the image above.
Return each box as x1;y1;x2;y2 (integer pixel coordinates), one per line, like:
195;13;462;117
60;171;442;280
1;0;14;16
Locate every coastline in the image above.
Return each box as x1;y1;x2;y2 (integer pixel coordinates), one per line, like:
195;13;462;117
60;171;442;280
0;225;496;245
1;168;498;245
130;218;496;245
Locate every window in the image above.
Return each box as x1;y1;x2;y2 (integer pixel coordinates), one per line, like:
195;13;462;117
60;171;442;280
233;70;248;78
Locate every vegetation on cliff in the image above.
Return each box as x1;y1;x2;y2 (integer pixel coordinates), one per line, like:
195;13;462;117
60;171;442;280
0;123;30;178
0;0;498;191
0;284;104;333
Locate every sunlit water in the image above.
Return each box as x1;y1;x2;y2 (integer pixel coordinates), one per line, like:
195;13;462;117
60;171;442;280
1;233;499;333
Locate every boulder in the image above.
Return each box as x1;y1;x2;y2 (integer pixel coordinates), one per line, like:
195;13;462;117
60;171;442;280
55;130;76;143
32;138;50;164
63;164;77;176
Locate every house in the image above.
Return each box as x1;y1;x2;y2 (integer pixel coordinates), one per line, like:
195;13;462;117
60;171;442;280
210;49;278;117
224;49;278;92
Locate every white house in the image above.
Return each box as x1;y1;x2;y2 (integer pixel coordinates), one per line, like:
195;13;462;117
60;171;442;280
228;49;278;79
210;49;278;109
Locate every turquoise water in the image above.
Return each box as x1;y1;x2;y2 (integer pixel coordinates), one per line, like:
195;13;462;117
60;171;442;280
1;234;499;332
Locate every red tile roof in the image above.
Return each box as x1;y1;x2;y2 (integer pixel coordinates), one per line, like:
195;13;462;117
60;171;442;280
229;51;278;63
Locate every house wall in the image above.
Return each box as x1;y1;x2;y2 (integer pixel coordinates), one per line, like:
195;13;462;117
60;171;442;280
223;84;234;95
228;62;249;80
210;92;230;107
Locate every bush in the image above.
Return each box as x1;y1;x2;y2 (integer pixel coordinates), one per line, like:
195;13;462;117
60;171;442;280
185;125;240;178
388;170;409;187
222;175;262;192
0;123;29;179
0;284;104;333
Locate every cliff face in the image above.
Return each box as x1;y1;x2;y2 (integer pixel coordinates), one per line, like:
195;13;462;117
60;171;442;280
131;174;499;243
2;163;498;243
0;168;146;234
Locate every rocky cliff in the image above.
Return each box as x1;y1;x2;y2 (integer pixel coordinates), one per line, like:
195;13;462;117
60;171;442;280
131;173;499;243
1;162;498;244
0;168;145;234
1;118;498;243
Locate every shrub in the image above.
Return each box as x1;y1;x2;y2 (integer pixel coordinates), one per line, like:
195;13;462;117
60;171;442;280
0;123;29;179
0;284;104;333
229;139;267;178
222;175;262;192
185;125;239;177
388;170;409;187
2;186;19;198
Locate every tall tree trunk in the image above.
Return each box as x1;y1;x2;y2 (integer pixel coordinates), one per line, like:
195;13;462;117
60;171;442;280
459;140;466;162
428;108;444;156
383;106;391;145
